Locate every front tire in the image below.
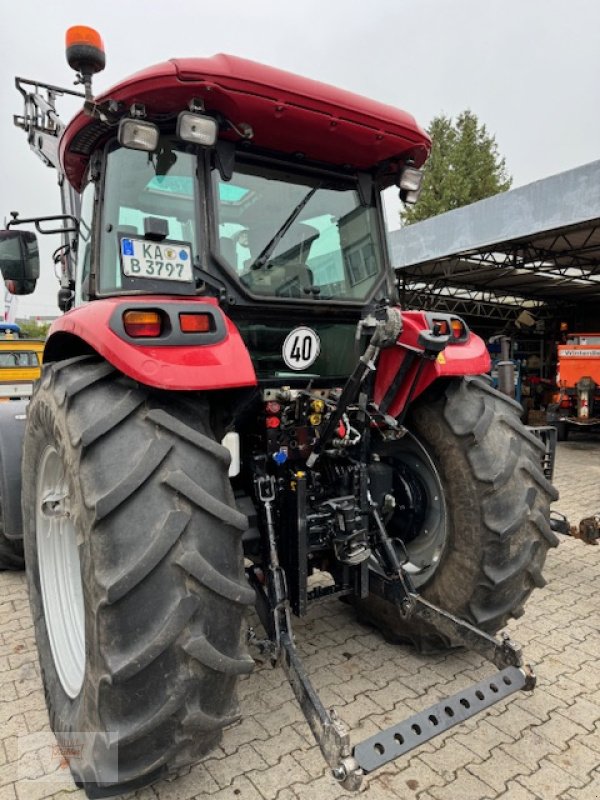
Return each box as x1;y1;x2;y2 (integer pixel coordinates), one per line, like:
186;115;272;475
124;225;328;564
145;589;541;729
23;357;254;796
354;376;559;649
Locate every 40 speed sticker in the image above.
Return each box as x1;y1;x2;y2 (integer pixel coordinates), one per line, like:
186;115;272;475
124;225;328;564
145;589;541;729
282;327;321;370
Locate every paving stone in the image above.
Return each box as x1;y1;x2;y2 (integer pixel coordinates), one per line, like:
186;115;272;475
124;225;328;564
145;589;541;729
466;747;532;792
554;647;597;672
246;754;310;800
569;656;598;694
520;759;586;797
290;745;328;781
0;786;17;800
453;718;515;759
253;702;306;738
545;674;594;704
202;774;263;800
251;724;308;767
220;717;271;757
152;763;219;799
514;686;568;722
563;771;600;800
578;725;600;755
328;694;386;729
429;768;496;800
496;779;544;800
286;776;344;800
326;674;378;703
205;744;268;789
419;740;480;783
499;729;562;771
575;633;600;659
24;712;52;736
548;740;600;782
366;679;417;710
488;702;542;740
242;686;294;717
559;697;600;733
0;620;24;638
0;685;17;705
405;668;449;695
533;712;588;749
373;755;446;796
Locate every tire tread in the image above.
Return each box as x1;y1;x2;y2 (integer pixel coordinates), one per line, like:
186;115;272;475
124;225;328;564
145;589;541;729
22;360;251;796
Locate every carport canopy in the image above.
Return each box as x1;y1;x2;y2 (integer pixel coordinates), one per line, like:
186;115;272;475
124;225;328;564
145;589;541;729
388;159;600;323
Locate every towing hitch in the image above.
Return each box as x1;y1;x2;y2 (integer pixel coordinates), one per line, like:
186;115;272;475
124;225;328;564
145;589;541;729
274;588;534;789
250;591;534;791
276;625;533;788
249;483;536;790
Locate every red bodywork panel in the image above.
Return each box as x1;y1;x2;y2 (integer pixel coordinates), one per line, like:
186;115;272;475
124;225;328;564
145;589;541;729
46;303;487;403
60;54;430;192
45;297;257;391
374;312;491;417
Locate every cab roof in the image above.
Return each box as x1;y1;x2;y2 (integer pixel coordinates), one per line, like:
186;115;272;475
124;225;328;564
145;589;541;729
60;54;430;192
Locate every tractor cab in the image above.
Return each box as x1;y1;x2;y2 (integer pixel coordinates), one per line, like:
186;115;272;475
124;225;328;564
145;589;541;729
1;31;430;384
55;47;429;382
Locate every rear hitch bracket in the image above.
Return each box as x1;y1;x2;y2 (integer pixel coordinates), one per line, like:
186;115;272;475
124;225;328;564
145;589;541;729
249;500;537;790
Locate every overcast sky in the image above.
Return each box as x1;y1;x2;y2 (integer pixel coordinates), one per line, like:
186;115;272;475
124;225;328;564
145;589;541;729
1;0;599;317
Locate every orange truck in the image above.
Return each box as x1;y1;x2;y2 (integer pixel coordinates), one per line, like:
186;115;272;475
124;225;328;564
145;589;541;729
548;333;600;439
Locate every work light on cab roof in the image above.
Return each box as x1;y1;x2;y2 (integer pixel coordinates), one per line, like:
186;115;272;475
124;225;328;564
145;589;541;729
65;25;219;154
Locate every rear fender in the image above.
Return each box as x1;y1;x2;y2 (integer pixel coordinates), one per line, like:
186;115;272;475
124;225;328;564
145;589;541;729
44;297;257;391
0;401;28;540
374;310;490;417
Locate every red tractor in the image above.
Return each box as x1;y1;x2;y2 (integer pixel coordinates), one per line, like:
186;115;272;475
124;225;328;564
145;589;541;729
0;28;558;795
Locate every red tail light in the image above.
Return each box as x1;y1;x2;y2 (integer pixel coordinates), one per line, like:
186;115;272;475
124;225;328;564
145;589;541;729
179;313;213;333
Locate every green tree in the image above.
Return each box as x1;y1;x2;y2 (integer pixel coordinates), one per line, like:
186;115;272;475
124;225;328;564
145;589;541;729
401;110;511;225
18;319;50;339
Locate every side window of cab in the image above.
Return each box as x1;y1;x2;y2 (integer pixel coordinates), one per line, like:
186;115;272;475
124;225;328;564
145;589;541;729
75;180;95;305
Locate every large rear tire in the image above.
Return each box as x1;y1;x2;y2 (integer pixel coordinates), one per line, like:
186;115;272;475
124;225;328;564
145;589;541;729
22;357;254;796
354;375;559;649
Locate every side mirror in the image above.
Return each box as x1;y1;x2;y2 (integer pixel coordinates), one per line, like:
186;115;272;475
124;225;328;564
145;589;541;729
0;230;39;295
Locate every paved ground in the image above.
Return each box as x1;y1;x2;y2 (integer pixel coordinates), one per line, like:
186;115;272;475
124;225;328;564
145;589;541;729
2;436;600;800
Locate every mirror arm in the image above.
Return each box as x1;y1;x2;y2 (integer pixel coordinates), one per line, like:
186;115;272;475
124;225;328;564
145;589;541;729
7;212;78;235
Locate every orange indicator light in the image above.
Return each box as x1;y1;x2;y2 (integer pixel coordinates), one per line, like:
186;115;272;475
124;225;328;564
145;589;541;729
66;26;104;51
123;310;162;338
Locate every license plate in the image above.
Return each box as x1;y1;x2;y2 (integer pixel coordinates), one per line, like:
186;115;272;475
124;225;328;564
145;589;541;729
120;238;194;282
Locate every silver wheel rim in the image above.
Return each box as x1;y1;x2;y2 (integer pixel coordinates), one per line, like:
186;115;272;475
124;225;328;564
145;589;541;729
37;445;85;699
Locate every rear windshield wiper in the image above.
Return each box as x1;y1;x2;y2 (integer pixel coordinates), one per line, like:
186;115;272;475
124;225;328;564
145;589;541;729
249;185;320;271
